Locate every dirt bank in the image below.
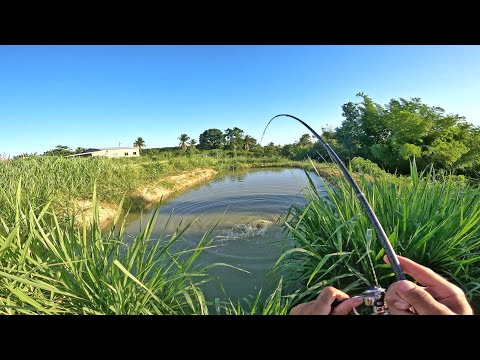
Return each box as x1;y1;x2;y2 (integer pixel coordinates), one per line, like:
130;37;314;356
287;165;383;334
74;168;218;227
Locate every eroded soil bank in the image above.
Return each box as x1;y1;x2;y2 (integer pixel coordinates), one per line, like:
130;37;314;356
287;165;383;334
73;168;218;226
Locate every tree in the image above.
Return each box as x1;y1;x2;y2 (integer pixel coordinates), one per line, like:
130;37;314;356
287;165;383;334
178;134;190;152
334;93;479;175
223;127;244;150
188;139;198;153
297;134;312;146
452;125;480;177
263;142;280;156
133;137;146;154
75;147;86;154
199;129;224;150
309;127;342;162
43;145;74;157
243;135;256;151
13;152;37;159
335;93;388;161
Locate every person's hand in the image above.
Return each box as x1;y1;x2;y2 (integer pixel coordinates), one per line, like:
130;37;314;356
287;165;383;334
290;286;363;315
384;255;473;315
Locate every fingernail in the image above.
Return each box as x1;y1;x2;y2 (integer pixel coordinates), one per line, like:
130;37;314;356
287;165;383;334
397;280;415;293
383;255;389;264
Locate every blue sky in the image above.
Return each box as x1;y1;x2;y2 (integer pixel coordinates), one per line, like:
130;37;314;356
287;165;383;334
1;45;479;157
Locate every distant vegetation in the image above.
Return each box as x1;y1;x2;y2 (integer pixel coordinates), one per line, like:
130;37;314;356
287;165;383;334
322;93;480;178
17;93;479;180
154;93;479;179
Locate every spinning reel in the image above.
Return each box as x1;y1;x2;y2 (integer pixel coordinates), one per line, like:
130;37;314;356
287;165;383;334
332;286;388;315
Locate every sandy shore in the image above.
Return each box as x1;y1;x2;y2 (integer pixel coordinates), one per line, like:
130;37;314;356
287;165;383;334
74;168;218;226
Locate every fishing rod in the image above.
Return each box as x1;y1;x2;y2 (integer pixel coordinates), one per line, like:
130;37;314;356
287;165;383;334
261;114;407;314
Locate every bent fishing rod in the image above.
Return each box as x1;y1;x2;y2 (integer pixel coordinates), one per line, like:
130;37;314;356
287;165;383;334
261;114;406;282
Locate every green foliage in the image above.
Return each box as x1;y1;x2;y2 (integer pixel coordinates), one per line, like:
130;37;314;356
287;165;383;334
133;137;146;153
398;143;422;160
350;157;385;177
332;93;480;177
297;134;313;146
43;145;74;157
242;135;256;151
215;278;291;315
426;139;469;169
199;129;224;150
178;134;190;152
189;139;198;149
223;127;244;150
197;127;259;152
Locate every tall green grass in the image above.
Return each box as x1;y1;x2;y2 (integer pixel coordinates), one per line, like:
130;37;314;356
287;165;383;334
214;278;291;315
0;185;223;314
276;162;480;308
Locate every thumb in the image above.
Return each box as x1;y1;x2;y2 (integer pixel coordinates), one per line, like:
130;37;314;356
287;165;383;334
395;281;454;315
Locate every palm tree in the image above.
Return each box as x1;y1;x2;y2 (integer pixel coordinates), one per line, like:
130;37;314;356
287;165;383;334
133;137;146;154
189;139;197;148
178;134;190;152
243;135;253;151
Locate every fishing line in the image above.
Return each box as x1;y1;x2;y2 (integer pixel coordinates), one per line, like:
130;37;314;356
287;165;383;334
260;114;406;281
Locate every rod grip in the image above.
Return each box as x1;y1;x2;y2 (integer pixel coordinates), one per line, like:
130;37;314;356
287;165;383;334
331;298;345;308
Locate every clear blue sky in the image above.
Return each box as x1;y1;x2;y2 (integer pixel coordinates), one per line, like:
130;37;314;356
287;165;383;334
1;45;479;157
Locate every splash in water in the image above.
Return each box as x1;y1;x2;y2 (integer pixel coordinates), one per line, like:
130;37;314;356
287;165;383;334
218;220;274;241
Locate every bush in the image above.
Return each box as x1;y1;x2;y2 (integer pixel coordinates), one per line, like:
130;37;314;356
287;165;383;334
350;157;385;177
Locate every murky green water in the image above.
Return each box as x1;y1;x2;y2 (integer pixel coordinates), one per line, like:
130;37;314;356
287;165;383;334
121;167;326;302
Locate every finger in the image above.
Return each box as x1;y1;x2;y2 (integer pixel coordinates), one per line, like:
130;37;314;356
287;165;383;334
385;284;411;311
386;283;427;308
312;286;350;315
290;302;313;315
395;280;454;315
290;301;315;315
383;255;456;292
290;287;348;315
385;283;414;314
387;305;415;315
331;297;364;315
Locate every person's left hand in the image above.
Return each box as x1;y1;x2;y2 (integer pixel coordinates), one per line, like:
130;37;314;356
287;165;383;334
290;286;364;315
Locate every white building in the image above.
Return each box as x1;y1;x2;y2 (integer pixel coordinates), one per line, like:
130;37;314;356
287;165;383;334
66;147;140;158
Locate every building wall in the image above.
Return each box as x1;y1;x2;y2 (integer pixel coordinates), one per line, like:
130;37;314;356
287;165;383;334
91;149;140;158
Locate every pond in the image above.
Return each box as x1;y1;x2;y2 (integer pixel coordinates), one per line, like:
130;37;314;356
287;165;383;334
121;167;326;303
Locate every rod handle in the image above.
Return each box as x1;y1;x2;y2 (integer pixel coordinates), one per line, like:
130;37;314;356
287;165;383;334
331;298;345;308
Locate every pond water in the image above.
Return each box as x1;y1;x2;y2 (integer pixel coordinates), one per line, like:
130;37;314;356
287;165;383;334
121;167;326;303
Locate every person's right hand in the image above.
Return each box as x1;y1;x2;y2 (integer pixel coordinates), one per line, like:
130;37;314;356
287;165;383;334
384;255;473;315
